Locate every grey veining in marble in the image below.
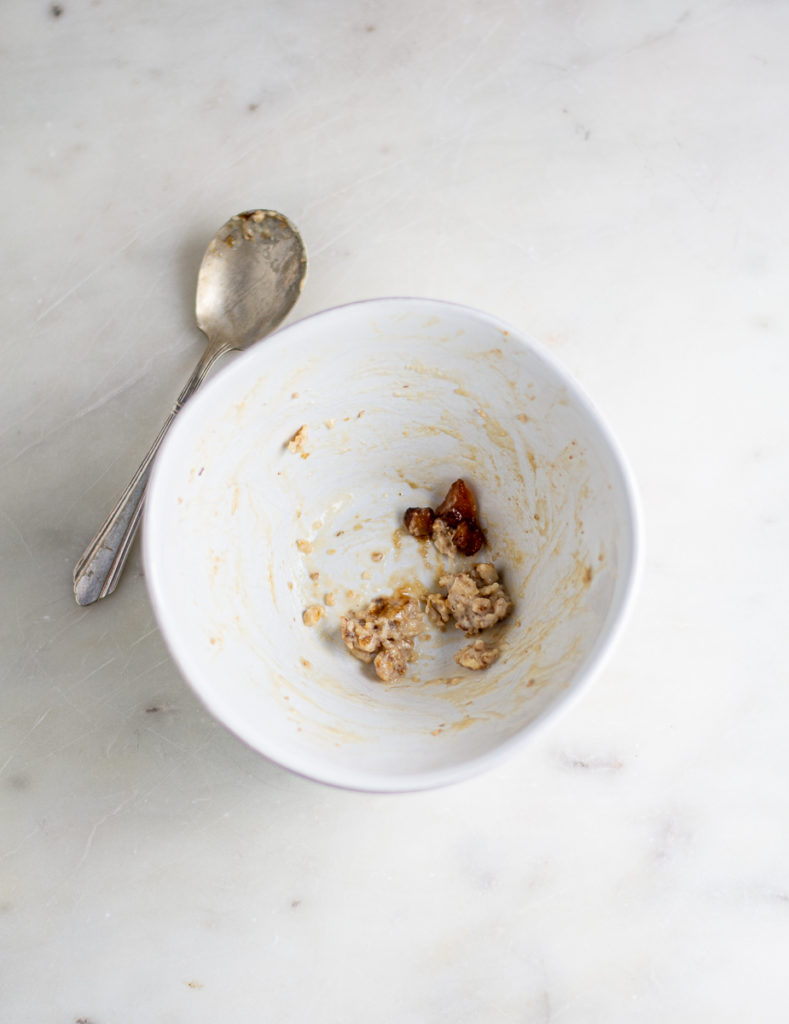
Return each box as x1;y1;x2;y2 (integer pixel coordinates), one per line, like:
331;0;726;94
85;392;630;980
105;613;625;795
2;0;789;1020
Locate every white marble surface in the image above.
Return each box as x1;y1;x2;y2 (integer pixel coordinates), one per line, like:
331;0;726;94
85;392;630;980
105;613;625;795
2;0;788;1019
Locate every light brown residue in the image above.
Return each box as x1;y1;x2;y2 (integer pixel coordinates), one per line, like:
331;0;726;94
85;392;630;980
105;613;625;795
533;497;549;536
287;424;308;452
302;605;324;627
270;361;605;741
296;539;313;554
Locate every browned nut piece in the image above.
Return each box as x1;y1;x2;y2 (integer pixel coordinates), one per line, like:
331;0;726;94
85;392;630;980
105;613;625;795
435;479;478;523
453;520;486;556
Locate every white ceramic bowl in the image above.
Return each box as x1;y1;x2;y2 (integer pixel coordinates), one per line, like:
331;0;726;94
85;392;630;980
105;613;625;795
143;298;640;791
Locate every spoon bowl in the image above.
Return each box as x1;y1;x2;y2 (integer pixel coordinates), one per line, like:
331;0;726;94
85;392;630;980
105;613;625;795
196;210;306;351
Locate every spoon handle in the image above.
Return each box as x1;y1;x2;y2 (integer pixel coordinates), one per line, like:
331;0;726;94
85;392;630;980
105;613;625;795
73;345;228;605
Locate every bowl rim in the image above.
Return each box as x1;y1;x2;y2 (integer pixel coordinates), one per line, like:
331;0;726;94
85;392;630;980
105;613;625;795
143;295;643;793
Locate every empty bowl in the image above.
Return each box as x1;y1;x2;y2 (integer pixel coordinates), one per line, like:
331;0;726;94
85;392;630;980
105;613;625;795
143;297;640;791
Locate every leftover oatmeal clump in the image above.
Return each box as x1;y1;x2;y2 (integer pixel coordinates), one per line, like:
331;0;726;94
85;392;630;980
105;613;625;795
455;638;501;670
426;563;512;636
327;479;516;679
403;478;486;557
340;592;424;682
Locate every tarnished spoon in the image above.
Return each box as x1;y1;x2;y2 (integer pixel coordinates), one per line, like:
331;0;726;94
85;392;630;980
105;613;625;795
73;209;307;606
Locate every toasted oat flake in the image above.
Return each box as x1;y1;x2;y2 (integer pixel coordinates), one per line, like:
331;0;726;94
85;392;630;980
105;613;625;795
287;425;308;452
302;605;324;627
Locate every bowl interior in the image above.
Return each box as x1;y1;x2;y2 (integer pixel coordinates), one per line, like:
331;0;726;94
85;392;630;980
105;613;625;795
144;298;638;790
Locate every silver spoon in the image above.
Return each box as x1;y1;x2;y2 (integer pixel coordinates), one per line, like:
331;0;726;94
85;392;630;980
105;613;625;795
73;209;307;606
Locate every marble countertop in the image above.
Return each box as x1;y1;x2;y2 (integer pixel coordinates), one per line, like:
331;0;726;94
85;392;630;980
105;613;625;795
3;0;787;1019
